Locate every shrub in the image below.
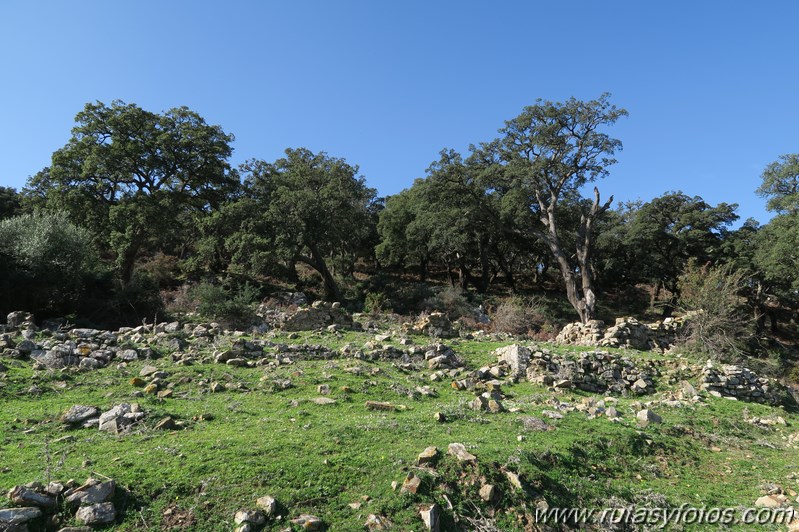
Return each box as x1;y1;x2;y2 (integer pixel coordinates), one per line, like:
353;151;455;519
677;260;753;360
0;211;101;317
191;281;259;327
423;286;473;319
110;270;165;325
137;252;181;288
363;291;389;315
490;296;551;336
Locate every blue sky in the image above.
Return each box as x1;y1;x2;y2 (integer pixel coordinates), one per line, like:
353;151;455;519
1;1;797;224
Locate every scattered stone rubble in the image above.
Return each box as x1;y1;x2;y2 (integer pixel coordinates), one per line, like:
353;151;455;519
556;316;690;351
393;444;547;532
1;477;120;530
4;308;799;529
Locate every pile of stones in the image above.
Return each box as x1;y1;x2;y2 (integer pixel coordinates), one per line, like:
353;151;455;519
256;298;358;332
556;316;688;352
1;477;120;530
556;320;607;347
493;344;658;395
280;301;358;332
403;312;456;339
61;403;147;433
392;443;548;531
700;361;783;404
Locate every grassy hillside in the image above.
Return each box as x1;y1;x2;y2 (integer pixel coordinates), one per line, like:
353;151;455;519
1;327;798;530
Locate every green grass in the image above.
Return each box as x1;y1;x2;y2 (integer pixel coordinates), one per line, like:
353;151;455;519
1;330;797;530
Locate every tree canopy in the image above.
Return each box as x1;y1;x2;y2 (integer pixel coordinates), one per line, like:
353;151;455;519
757;153;799;214
239;148;378;299
24;100;237;284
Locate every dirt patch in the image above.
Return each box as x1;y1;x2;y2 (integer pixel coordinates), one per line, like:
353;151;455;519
161;504;197;529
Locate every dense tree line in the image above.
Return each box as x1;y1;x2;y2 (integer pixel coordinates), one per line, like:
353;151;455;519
2;97;798;350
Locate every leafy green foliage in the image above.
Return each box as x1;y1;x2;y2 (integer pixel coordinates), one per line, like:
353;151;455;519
362;291;389;315
0;211;100;316
492;94;628;322
0;186;21;219
757;153;799;214
754;212;799;292
422;285;473;319
191;281;259;327
238;148;378;300
24;100;237;284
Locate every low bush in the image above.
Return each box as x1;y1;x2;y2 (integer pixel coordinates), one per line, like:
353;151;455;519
423;285;473;319
677;260;754;361
191;281;259;327
363;291;389;315
0;211;101;317
489;296;552;337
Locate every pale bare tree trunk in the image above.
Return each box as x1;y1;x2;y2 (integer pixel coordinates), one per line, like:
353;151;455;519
537;187;612;324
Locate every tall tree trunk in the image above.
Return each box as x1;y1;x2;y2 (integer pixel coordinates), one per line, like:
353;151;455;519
575;188;610;322
287;259;300;284
754;282;766;334
419;258;428;283
458;263;470;290
494;248;516;292
444;259;455;287
297;245;341;301
536;187;611;324
477;237;491;293
769;310;778;334
651;282;662;310
119;236;145;286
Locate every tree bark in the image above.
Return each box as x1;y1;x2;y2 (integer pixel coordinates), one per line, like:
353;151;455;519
119;229;146;286
477;236;491;293
493;246;516;292
419;258;428;283
536;187;612;324
297;245;341;301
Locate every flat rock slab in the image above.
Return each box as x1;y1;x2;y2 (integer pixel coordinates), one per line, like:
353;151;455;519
520;416;555;432
312;397;337;405
7;486;57;509
66;479;115;505
0;507;42;524
447;443;477;463
291;514;323;530
62;405;99;424
365;401;395;411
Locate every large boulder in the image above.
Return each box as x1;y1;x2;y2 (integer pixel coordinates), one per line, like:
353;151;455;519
493;344;532;378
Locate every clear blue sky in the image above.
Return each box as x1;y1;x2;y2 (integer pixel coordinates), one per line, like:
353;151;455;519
1;1;797;224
